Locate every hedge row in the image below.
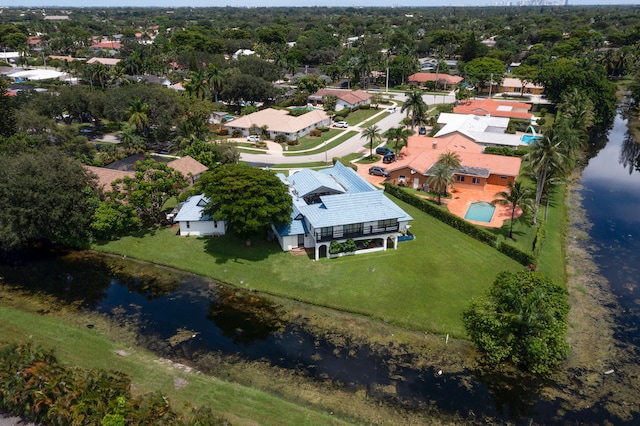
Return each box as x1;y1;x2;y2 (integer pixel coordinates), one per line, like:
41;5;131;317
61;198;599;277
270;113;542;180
483;146;529;157
384;184;536;266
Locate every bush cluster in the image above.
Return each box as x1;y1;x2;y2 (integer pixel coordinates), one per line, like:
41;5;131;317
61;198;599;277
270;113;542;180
329;239;357;254
309;129;322;137
0;343;229;426
483;146;529;157
217;128;229;136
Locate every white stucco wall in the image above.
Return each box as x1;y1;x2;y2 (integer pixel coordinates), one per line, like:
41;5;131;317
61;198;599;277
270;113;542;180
178;220;227;236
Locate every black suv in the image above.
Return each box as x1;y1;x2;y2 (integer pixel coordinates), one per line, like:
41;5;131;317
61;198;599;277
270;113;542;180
383;153;396;164
375;146;393;155
368;166;390;177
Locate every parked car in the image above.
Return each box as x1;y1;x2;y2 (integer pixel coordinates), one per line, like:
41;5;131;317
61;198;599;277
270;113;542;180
383;153;396;164
386;106;396;114
419;126;427;135
375;146;393;155
368;166;390;177
247;135;260;142
334;121;348;128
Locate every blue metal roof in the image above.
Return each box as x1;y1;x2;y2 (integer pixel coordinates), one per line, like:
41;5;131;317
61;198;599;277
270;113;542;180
289;168;345;198
318;161;376;193
173;194;211;222
298;191;413;228
275;204;308;236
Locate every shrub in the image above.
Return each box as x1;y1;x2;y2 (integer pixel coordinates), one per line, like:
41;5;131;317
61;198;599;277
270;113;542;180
274;134;288;144
317;126;330;132
533;222;546;256
217;129;229;136
309;129;322;137
536;117;546;126
255;141;267;148
483;146;528;157
498;241;537;266
289;109;309;117
435;103;454;114
287;139;299;146
231;129;242;138
360;104;370;109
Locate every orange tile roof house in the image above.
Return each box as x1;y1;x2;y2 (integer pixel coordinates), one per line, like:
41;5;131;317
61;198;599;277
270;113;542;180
85;166;134;192
224;108;331;141
453;98;534;121
385;134;521;192
407;73;463;89
167;156;209;184
308;89;372;111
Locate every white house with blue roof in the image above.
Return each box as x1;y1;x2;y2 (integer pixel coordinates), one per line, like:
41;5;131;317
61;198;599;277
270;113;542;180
173;194;227;237
273;162;413;260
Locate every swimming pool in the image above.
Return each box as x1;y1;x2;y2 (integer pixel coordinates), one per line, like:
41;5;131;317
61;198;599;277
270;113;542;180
464;202;496;223
521;134;542;144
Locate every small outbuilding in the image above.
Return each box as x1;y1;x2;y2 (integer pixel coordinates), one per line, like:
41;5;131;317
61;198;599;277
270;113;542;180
173;194;227;237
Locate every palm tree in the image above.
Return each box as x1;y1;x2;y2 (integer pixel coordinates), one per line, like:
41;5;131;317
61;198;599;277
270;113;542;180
524;125;568;225
436;151;461;195
491;180;534;239
401;90;428;131
426;162;454;205
383;126;412;157
126;98;149;135
361;124;382;158
185;69;208;100
206;64;224;103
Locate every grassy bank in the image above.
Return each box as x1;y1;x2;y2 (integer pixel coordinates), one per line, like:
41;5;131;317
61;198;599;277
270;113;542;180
0;292;348;426
94;195;522;337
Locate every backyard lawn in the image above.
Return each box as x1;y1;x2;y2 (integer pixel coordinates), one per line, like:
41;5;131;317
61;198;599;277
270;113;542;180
94;195;522;337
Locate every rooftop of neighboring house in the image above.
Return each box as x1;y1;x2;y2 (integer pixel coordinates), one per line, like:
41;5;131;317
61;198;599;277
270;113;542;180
387;135;522;177
85;165;134;191
167;156;208;179
308;88;372;105
407;73;464;85
453;98;533;121
500;77;544;90
435;113;523;147
86;58;121;66
173;194;211;222
224;108;330;134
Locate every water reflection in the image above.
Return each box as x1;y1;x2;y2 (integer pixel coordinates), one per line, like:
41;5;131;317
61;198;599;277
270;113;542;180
620;128;640;175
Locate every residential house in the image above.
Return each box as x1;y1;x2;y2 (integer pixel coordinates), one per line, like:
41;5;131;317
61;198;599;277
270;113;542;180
273;162;413;260
435;113;523;149
453;98;534;122
86;58;121;67
224;108;331;141
167;156;208;184
407;72;464;90
385;135;521;191
308;88;371;111
173;194;227;237
485;77;544;96
84;166;134;192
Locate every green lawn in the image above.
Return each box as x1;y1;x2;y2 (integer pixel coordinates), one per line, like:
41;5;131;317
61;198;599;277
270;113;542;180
94;195;522;337
0;304;350;426
286;129;343;152
344;108;379;126
284;131;358;157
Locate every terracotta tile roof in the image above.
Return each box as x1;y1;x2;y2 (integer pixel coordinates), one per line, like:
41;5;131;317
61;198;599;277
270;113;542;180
90;41;122;50
407;73;463;85
224;108;330;134
501;77;544;91
86;58;121;66
167;156;208;178
309;88;372;106
85;166;134;191
453;98;533;120
387;136;520;177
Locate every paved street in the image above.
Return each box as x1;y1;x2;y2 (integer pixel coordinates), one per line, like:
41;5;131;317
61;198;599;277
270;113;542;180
241;91;456;166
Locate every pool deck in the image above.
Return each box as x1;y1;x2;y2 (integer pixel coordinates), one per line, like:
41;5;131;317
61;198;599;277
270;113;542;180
446;184;522;228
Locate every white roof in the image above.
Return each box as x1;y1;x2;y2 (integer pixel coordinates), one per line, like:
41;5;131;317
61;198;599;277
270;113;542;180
435;113;521;147
8;69;65;80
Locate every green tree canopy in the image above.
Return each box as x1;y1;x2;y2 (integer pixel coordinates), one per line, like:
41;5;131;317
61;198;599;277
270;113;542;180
463;271;569;375
198;164;292;241
0;148;96;251
110;158;188;225
463;57;506;92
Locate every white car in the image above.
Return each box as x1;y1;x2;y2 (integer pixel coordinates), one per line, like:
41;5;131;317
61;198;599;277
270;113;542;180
334;121;348;128
247;135;260;142
386;106;396;114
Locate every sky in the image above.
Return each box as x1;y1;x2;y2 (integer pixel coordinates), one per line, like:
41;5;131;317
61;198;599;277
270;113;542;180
2;0;639;8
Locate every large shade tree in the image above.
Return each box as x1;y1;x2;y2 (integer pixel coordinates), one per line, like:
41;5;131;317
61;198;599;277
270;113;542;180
199;164;292;244
0;148;96;251
463;271;570;375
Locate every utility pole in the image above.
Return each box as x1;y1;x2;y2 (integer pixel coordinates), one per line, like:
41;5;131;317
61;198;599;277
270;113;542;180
488;73;493;98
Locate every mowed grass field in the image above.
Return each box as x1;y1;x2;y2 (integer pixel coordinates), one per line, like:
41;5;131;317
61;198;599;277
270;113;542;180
95;195;523;337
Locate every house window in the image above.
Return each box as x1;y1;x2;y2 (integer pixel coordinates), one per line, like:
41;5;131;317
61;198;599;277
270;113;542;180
398;175;406;182
320;226;333;239
378;219;397;229
214;221;218;228
344;223;363;236
186;221;190;228
500;176;508;180
472;177;481;184
456;175;465;182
